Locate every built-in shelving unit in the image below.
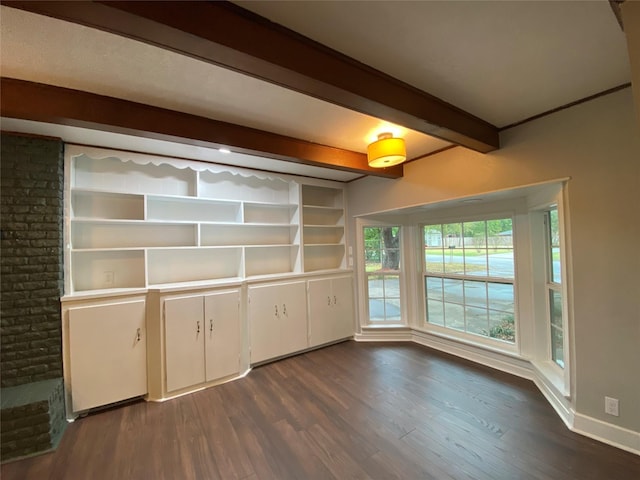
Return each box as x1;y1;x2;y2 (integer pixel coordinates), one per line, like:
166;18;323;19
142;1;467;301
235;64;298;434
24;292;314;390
64;148;347;295
301;185;346;272
61;146;354;417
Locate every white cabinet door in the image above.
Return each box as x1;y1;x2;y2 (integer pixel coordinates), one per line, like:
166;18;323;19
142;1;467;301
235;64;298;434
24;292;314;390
332;275;354;339
249;280;308;363
248;283;281;363
204;290;241;382
308;275;354;347
308;278;333;347
164;295;205;392
69;300;147;412
278;281;308;355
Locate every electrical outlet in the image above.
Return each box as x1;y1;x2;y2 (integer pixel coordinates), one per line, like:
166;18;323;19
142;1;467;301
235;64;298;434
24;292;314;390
103;271;115;287
604;396;619;417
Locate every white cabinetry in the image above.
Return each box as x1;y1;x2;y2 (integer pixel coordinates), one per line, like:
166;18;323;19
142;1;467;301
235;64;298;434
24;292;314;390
66;298;147;414
66;149;306;294
308;275;354;347
248;280;307;364
62;146;353;413
153;288;241;396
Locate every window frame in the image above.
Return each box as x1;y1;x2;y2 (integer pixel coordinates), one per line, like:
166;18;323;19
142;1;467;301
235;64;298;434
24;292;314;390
528;191;572;398
420;212;519;353
356;219;406;326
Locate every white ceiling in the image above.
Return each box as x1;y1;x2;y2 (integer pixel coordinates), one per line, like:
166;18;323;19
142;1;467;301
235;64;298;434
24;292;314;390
0;1;632;180
237;0;631;128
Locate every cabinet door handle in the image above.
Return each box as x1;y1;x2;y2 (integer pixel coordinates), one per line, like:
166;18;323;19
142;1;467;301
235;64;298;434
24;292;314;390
197;320;200;334
210;318;214;333
334;295;337;305
136;328;141;342
282;304;287;316
327;296;331;306
275;305;278;317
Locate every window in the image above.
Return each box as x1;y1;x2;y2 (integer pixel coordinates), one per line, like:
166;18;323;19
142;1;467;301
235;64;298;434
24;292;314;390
546;207;565;367
364;226;401;323
423;218;515;343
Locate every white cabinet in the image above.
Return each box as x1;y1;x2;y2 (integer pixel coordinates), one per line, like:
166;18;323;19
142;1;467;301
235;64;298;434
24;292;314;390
308;275;354;347
67;299;147;413
248;280;307;364
204;291;242;382
163;289;241;393
164;295;206;392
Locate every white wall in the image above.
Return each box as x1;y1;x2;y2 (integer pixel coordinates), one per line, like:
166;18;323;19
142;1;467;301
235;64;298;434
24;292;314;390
347;88;640;435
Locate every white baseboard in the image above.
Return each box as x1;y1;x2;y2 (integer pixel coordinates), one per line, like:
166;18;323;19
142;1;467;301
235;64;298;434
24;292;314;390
573;413;640;455
411;329;534;380
357;326;640;456
355;327;413;342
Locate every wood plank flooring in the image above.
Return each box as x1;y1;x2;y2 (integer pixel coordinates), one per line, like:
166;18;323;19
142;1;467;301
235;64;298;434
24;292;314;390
3;341;639;479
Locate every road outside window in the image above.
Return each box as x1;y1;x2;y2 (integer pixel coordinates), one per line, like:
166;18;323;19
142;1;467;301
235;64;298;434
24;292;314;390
423;219;516;343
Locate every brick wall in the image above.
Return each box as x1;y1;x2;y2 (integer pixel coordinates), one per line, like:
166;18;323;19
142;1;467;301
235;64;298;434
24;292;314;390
1;133;64;388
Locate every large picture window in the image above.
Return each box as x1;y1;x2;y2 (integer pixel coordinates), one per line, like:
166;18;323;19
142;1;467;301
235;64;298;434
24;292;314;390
423;218;515;343
364;226;401;323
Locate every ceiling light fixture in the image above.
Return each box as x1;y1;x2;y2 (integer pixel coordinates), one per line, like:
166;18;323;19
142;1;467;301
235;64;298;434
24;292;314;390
367;133;406;168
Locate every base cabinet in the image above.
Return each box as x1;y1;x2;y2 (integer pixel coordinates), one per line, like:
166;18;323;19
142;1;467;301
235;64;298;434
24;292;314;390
67;299;147;413
308;275;354;347
248;280;307;364
164;289;241;393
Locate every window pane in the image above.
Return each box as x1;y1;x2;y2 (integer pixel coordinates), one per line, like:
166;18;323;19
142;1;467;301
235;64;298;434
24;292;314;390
385;299;402;321
368;275;383;299
549;289;564;367
551;325;564;367
443;278;463;304
487;282;514;313
489;311;516;342
380;227;401;271
466;306;488;336
444;302;464;330
464;280;487;308
364;226;402;324
383;275;400;298
465;247;488;276
369;298;385;322
549;209;561;283
443;223;464;274
549;290;563;328
427;299;444;326
425;276;443;301
463;221;486;250
488;249;514;279
424;225;444;272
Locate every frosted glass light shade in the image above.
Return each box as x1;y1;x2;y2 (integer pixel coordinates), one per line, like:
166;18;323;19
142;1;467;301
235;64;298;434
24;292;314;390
367;133;406;168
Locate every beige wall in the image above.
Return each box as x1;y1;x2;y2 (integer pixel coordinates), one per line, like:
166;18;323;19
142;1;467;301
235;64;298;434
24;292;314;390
347;88;640;432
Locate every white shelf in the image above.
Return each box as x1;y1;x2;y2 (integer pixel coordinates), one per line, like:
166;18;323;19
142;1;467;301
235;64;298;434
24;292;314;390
201;224;296;246
65;149;347;295
72;222;196;249
147;196;241;223
147;247;242;285
301;185;346;273
71;190;144;220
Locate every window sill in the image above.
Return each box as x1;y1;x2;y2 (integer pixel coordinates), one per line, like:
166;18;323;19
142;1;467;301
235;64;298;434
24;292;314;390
531;359;570;399
413;324;520;358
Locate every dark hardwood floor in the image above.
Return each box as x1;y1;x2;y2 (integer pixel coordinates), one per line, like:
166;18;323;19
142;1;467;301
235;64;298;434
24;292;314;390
3;341;639;479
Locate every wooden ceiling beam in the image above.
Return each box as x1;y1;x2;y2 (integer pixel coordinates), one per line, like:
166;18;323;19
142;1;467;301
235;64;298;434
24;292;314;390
1;78;403;178
4;0;499;153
